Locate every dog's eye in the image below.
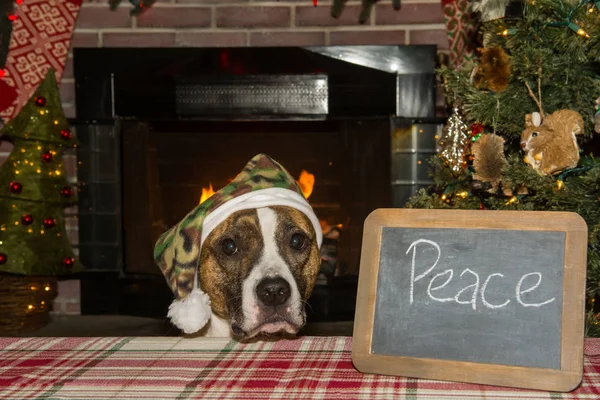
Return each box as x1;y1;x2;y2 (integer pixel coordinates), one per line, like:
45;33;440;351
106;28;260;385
221;238;238;255
290;233;306;250
532;132;538;138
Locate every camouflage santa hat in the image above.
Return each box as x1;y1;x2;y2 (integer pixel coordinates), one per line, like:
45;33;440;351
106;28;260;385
154;153;323;334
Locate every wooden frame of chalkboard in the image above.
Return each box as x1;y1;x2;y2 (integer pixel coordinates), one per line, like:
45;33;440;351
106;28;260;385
352;209;587;392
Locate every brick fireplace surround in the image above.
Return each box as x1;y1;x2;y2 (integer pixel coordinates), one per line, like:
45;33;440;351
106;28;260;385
0;0;449;316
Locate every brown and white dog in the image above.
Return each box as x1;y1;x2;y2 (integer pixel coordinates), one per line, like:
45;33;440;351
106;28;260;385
196;205;321;339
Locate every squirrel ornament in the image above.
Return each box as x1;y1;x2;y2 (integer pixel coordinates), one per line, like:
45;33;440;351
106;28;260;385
520;110;584;176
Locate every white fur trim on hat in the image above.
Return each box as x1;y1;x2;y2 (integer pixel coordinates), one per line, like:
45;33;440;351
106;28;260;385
167;288;212;334
201;187;323;248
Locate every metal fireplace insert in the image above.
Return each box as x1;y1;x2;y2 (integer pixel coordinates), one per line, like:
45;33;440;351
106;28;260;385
71;45;443;324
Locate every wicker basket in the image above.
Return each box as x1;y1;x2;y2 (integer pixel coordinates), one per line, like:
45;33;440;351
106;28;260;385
0;273;58;335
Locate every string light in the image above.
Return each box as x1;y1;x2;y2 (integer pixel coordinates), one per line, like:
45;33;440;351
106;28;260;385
44;285;50;291
458;191;469;198
556;180;564;190
506;196;518;205
498;28;516;36
543;0;596;38
568;22;590;38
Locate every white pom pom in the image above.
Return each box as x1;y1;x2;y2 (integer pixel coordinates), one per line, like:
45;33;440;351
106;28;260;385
167;288;212;334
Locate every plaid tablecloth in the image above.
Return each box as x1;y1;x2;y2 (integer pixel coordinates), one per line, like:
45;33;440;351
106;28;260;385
1;336;600;400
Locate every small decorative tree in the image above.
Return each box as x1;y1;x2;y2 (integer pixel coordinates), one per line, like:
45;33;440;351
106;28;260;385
0;69;82;332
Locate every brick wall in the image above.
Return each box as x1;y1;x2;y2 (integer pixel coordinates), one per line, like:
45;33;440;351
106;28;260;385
59;0;449;118
2;0;449;316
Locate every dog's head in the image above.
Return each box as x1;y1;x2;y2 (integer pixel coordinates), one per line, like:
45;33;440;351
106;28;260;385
199;205;321;339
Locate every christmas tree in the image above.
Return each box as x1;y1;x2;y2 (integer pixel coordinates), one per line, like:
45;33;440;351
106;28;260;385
407;1;600;335
0;69;82;276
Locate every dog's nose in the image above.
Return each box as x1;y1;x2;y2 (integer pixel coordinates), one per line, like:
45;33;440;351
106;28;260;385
520;142;526;149
256;277;291;307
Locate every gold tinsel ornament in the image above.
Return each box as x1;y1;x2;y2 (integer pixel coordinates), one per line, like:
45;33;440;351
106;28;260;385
438;104;470;174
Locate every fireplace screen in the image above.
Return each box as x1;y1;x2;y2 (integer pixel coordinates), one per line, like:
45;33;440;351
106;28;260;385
122;118;391;283
72;45;438;319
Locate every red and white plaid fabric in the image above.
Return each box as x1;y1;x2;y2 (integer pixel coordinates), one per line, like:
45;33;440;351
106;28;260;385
0;336;599;399
0;0;82;123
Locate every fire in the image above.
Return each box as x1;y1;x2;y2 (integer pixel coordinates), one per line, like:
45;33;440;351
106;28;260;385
199;169;315;205
297;169;315;199
199;183;216;204
320;220;344;233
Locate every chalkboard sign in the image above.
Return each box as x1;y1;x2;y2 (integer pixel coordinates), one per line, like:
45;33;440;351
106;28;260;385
352;209;587;392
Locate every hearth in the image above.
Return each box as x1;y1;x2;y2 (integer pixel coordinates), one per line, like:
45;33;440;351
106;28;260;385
72;46;441;323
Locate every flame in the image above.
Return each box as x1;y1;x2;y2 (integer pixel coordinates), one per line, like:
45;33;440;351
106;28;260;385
297;170;315;199
199;169;314;205
320;220;343;232
199;183;216;204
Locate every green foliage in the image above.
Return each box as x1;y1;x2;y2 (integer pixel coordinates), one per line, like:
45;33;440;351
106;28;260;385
409;0;600;334
0;70;82;276
444;1;600;144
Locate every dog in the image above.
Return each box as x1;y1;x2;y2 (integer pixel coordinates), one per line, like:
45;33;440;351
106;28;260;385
197;205;321;339
154;153;323;340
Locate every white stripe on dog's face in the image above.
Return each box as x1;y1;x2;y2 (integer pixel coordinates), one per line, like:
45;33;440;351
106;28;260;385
240;208;303;336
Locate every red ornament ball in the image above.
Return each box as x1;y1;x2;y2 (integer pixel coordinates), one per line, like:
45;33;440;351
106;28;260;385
60;129;72;140
471;123;485;136
41;151;53;162
22;214;33;225
35;96;46;107
63;257;75;268
0;69;5;78
43;217;56;229
9;181;22;194
0;253;6;265
61;186;73;197
7;14;17;22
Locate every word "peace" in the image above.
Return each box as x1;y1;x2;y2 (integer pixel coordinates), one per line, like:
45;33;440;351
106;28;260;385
407;239;556;310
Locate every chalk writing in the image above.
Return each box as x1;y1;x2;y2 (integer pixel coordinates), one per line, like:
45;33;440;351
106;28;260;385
406;238;555;310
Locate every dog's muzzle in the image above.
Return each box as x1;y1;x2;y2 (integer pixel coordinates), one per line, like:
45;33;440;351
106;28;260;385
232;275;304;339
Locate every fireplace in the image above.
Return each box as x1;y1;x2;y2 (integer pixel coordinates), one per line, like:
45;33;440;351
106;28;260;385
72;46;441;323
